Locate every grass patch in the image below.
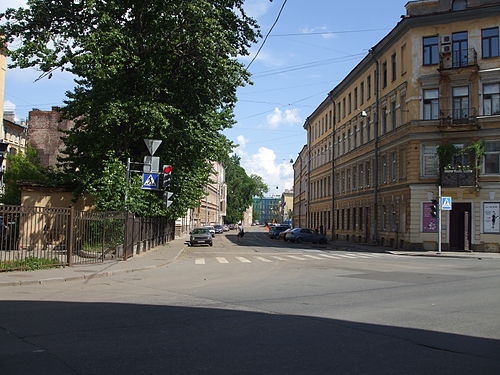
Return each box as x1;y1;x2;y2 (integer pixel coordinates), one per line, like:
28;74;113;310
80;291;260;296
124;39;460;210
0;256;64;272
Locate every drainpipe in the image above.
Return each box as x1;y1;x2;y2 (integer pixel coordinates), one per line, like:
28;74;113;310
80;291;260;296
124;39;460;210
371;48;380;245
329;93;336;241
305;118;311;228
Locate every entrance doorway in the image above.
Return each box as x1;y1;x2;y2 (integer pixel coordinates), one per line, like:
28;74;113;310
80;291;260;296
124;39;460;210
449;203;472;251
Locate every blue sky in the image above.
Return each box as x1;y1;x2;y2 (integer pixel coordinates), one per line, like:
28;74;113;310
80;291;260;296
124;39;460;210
2;0;407;196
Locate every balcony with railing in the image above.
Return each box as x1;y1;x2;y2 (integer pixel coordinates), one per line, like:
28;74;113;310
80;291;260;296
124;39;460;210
438;108;479;129
439;48;478;71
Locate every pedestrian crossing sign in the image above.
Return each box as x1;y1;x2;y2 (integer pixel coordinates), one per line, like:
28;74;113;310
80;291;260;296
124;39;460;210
142;173;160;190
441;196;452;210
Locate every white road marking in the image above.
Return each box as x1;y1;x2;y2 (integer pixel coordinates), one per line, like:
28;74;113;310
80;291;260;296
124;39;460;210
255;256;272;263
346;253;372;258
235;256;251;263
317;254;342;259
195;258;205;265
288;255;307;260
302;254;324;260
216;257;229;264
335;254;358;259
271;256;287;261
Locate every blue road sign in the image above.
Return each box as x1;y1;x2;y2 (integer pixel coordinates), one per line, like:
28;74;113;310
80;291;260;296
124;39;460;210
441;196;452;210
142;173;160;190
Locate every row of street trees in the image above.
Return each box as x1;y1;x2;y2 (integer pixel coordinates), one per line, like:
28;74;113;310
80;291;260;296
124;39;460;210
0;0;267;219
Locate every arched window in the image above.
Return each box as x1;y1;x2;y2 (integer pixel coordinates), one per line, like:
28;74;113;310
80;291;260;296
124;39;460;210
452;0;467;11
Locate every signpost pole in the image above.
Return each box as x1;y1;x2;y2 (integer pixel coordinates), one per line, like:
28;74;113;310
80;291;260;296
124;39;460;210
438;185;442;254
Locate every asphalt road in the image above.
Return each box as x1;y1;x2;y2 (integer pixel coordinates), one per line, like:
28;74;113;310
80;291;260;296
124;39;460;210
1;227;500;374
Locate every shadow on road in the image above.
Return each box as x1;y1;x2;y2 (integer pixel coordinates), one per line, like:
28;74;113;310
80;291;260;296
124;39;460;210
1;300;499;374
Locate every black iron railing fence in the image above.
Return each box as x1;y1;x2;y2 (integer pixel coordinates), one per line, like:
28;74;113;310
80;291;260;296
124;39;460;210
0;205;174;271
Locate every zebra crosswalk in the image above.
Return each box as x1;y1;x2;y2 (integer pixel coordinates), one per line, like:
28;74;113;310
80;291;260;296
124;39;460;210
193;252;390;265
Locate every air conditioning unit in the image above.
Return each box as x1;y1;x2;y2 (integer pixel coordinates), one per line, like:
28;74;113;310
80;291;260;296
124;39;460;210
441;35;451;44
441;44;452;54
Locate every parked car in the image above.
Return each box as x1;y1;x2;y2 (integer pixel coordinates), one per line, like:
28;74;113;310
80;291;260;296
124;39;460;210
278;228;293;241
189;228;213;247
228;224;235;230
285;228;327;244
223;224;229;231
268;225;290;239
214;225;224;234
204;226;216;237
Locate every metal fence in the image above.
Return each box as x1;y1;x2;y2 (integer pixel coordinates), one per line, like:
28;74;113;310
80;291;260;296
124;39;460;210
0;205;175;271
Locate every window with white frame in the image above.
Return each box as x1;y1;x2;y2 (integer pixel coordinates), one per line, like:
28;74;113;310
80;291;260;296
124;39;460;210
483;83;500;116
452;86;469;119
421;144;439;176
423;89;439;120
484;141;500;174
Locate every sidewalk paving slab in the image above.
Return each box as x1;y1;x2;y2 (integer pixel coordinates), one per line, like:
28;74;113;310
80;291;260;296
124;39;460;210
0;235;189;287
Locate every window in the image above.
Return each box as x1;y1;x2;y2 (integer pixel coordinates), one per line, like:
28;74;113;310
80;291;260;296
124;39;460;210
329;110;333;128
391;152;397;181
382;61;387;88
452;31;468;68
348;93;352;114
359;164;364;188
382;155;387;183
423;89;439;120
367;75;371;99
360;82;365;104
353;125;358;148
391;53;397;81
484;83;500;115
353;167;357;190
337;102;341;123
359;120;364;145
401;44;406;75
365;161;371;186
452;0;467;11
452;86;469;119
484;141;500;174
337;136;341;155
342;133;346;154
348;129;352;151
421;144;439;176
482;27;499;58
382;106;387;134
343;98;346;118
367;116;371;141
354;87;358;109
423;36;439;65
391;101;397;130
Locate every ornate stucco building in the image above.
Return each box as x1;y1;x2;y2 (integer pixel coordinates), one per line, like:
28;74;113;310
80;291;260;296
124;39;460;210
295;0;500;251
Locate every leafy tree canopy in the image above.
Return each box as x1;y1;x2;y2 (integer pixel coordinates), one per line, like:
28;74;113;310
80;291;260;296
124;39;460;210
223;154;268;223
0;0;261;218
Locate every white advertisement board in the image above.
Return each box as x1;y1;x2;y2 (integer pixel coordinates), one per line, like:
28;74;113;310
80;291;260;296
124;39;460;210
483;202;500;234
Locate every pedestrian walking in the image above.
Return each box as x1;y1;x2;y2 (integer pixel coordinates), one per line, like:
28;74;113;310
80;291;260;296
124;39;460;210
237;224;245;241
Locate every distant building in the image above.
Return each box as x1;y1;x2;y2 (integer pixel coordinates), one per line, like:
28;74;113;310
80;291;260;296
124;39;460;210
280;189;294;224
253;196;281;224
27;107;75;168
293;145;308;228
1;114;28;192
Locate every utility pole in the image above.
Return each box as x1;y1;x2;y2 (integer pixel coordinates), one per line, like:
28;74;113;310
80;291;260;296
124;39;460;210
438;185;442;254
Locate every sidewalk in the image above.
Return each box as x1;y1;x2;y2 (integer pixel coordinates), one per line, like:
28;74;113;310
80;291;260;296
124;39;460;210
0;235;189;287
324;239;500;259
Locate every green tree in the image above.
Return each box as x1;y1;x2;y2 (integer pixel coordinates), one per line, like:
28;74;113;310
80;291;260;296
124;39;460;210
1;0;260;218
1;146;51;205
223;155;268;223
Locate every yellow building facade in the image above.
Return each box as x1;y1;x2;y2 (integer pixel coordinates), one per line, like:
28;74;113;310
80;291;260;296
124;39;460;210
297;0;500;251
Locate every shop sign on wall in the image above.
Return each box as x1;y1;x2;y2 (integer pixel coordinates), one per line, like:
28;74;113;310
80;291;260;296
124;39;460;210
422;202;438;233
483;202;500;234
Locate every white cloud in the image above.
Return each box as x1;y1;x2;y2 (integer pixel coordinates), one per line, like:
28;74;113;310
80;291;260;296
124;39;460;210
241;146;294;195
4;100;16;112
301;26;337;39
265;107;301;129
244;0;272;19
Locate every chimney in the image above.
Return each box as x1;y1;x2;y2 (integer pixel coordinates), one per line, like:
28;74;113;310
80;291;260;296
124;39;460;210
4;111;15;123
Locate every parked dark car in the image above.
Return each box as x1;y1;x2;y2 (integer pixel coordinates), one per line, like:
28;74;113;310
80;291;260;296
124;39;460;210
228;224;235;230
214;225;224;234
268;225;290;239
285;228;327;244
189;228;213;247
278;228;293;241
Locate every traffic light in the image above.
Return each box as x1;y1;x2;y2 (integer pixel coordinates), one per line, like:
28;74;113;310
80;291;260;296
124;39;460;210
162;165;172;189
430;199;439;218
163;190;173;209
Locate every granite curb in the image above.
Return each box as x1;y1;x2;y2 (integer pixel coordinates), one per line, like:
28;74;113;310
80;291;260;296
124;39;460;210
0;239;188;288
